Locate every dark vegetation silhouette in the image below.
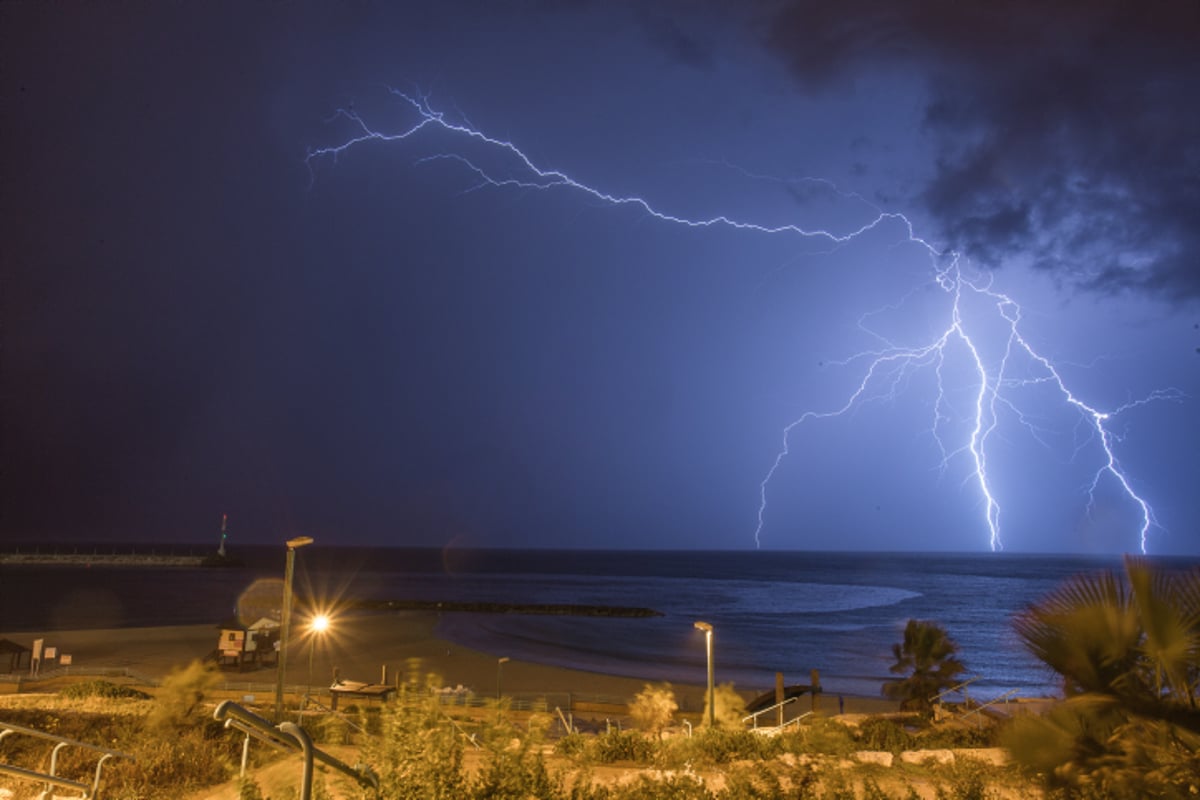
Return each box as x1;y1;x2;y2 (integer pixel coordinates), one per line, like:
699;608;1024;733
1005;556;1200;798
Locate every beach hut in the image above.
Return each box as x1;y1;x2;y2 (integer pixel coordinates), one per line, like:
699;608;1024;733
216;618;280;669
0;639;32;674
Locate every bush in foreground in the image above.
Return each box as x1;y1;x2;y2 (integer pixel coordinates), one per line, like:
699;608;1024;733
1007;556;1200;798
60;680;150;701
629;683;677;739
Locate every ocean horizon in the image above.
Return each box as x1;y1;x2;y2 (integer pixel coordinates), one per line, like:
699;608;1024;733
3;545;1195;701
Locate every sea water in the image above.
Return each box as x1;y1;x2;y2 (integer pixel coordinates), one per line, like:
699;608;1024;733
3;547;1192;700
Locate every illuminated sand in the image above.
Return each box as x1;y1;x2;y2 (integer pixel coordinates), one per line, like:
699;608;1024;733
0;612;898;714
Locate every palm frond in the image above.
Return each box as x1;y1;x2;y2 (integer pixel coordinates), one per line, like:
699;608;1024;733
1126;556;1200;706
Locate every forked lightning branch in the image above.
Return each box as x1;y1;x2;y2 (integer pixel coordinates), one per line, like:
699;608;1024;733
306;87;1181;554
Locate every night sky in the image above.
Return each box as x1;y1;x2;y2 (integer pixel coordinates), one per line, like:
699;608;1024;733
3;2;1197;553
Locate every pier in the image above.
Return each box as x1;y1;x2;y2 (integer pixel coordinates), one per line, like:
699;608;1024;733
0;551;207;567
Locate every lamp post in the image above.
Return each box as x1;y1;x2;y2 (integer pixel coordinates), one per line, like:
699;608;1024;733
694;621;714;728
274;535;313;723
306;613;330;707
496;656;510;699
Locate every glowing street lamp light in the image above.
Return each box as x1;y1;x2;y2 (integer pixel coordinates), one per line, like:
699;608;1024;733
274;535;313;723
694;621;714;728
307;613;331;706
496;656;510;699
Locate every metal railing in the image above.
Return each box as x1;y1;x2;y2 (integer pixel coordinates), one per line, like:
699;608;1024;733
0;719;135;799
768;710;812;734
214;700;378;800
930;675;981;704
298;694;367;735
957;688;1020;725
742;696;799;729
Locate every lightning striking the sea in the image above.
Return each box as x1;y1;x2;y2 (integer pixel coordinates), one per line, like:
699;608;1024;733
306;88;1181;553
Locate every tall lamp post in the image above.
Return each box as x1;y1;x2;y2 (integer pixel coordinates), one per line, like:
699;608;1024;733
694;621;714;728
274;535;313;723
306;613;330;708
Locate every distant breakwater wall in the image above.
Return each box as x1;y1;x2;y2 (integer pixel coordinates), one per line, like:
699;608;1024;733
345;598;663;618
0;552;209;567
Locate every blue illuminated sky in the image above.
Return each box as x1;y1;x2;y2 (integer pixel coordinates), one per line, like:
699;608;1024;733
3;2;1197;553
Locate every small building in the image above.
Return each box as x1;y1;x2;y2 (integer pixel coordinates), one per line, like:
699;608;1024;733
216;618;279;669
0;639;32;674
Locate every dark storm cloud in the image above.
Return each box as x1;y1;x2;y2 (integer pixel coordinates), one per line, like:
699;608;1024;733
760;0;1200;300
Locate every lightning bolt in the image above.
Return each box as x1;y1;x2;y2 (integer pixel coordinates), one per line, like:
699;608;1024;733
306;87;1182;554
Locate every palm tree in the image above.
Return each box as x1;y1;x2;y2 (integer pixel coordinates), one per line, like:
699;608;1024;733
881;619;967;715
1012;556;1200;724
1005;556;1200;796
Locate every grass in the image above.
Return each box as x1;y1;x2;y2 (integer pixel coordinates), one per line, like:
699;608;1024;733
0;674;1035;800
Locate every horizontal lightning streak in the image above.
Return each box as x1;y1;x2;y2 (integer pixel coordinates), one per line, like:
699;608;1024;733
307;87;1183;554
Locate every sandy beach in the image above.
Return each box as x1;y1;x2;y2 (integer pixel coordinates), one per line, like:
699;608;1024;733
0;611;898;715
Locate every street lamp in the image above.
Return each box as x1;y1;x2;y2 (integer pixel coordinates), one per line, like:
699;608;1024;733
274;535;313;723
496;656;510;699
694;621;714;728
306;613;331;707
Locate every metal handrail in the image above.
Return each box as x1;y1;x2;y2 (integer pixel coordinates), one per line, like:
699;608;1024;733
959;689;1020;720
300;694;367;734
214;700;378;799
1;719;135;799
742;696;798;728
745;710;812;735
0;762;89;796
930;675;980;703
774;710;812;733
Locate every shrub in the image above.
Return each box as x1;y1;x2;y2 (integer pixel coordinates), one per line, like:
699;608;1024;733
690;728;778;764
859;778;894;800
701;683;747;729
933;767;998;800
918;723;996;749
556;731;588;758
817;773;856;800
609;773;713;800
307;711;355;745
104;721;236;798
629;683;677;738
721;763;810;800
590;730;655;764
146;659;220;731
790;718;857;756
360;685;467;800
856;717;913;754
60;680;150;700
471;739;561;800
238;776;265;800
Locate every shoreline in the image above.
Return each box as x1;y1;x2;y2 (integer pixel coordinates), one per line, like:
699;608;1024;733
340;598;662;618
0;612;902;715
